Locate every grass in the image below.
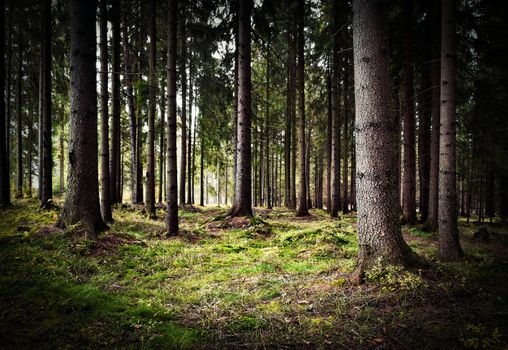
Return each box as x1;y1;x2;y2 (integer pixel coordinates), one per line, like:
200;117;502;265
0;198;507;349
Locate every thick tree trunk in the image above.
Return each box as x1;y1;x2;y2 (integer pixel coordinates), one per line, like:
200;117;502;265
401;0;417;225
41;0;52;208
426;0;440;231
15;45;22;199
438;0;463;260
145;0;156;217
1;2;11;206
166;0;179;234
352;0;414;273
99;0;112;222
229;0;253;217
110;0;121;204
295;0;308;217
179;11;187;206
59;0;106;238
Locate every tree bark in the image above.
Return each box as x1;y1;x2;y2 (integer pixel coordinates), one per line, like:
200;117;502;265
59;0;106;238
186;61;193;204
326;68;332;211
295;0;308;217
166;0;179;234
199;120;204;206
159;83;166;203
41;0;53;208
0;0;10;207
179;9;187;206
342;57;350;213
109;0;121;204
284;28;292;208
401;0;417;224
265;37;272;210
15;43;22;199
229;0;253;217
352;0;414;272
418;76;431;223
145;0;156;217
99;0;112;222
437;0;463;260
426;0;440;231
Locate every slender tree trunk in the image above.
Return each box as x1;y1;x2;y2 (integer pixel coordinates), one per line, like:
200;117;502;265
15;44;22;199
401;0;417;224
199;121;204;206
109;0;121;204
284;29;292;208
159;83;166;203
59;110;64;193
438;0;463;260
179;10;187;206
191;113;196;203
326;68;332;211
295;0;308;217
265;38;272;210
350;133;356;211
426;0;441;231
41;0;53;208
290;30;297;210
418;77;431;223
229;0;253;217
99;0;112;222
352;0;415;274
342;57;350;213
1;2;11;207
145;0;156;216
28;108;33;198
232;0;239;208
123;19;138;204
330;1;341;217
166;0;179;234
187;62;193;204
59;0;106;238
306;119;312;209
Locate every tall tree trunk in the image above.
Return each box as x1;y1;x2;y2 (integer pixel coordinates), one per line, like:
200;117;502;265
426;0;440;231
99;0;112;222
438;0;463;260
265;37;272;210
41;0;53;208
290;30;297;210
166;0;179;234
330;0;341;218
1;2;11;207
326;68;332;211
418;77;431;223
191;112;196;203
123;19;138;204
145;0;156;216
401;0;417;224
306;119;312;209
179;10;187;206
232;0;239;208
159;83;166;203
187;61;193;204
28;107;34;198
229;0;253;217
15;43;22;199
295;0;308;217
350;133;356;211
199;120;204;206
59;110;64;193
110;0;121;204
284;29;292;208
352;0;414;273
59;0;106;238
342;57;350;213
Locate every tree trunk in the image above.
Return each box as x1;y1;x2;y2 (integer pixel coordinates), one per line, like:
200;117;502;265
59;110;64;193
191;112;196;203
15;44;22;199
110;0;121;204
284;28;292;208
186;61;193;204
99;0;112;222
229;0;253;217
438;0;463;260
166;0;179;234
199;121;204;206
426;0;440;231
342;57;350;213
401;0;417;225
290;29;297;210
59;0;106;238
41;0;53;208
326;68;332;211
418;75;431;223
0;2;11;207
295;0;308;217
352;0;415;273
179;10;187;206
232;0;239;208
145;0;156;217
265;37;272;210
159;83;166;203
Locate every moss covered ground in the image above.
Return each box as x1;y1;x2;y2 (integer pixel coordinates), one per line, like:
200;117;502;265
0;198;507;349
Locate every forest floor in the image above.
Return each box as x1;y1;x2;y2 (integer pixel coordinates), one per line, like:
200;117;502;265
0;198;507;349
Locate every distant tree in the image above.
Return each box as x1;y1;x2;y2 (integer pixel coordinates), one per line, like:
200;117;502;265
0;0;10;207
59;0;106;238
110;0;121;204
179;5;187;206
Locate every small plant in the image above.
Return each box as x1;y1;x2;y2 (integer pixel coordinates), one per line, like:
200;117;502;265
460;324;503;349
